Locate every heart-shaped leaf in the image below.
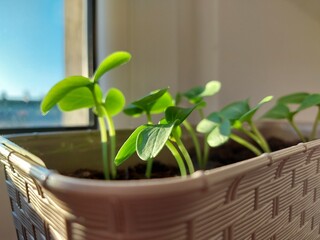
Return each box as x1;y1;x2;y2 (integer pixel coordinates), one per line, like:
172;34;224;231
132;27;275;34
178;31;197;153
136;123;175;160
105;88;125;116
278;92;309;104
181;80;221;104
262;103;291;119
207;118;231;147
58;87;94;111
123;104;144;117
41;76;92;114
240;96;273;122
220;100;250;121
114;125;148;166
297;94;320;111
93;51;131;82
150;91;173;114
165;106;196;126
196;112;221;133
131;88;168;113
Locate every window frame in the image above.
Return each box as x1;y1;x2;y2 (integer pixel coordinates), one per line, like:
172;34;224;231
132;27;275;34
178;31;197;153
0;0;97;134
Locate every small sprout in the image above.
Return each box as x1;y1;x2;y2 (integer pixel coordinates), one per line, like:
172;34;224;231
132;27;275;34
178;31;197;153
115;106;196;177
124;88;173;123
198;96;273;156
263;92;317;142
41;51;131;180
176;80;221;169
122;88;173;177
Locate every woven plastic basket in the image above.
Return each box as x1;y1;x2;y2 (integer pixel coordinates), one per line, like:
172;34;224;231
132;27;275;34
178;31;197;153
1;123;320;240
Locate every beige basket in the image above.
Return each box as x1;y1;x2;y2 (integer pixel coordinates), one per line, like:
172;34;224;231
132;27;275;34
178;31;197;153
2;123;320;240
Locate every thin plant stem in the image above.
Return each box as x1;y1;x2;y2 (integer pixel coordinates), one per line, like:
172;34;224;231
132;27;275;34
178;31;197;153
289;118;306;142
240;128;262;146
105;114;117;179
230;133;262;156
249;121;270;152
98;117;110;180
145;159;153;178
199;108;210;169
173;131;195;174
310;106;320;140
203;134;210;169
165;141;187;177
183;120;202;168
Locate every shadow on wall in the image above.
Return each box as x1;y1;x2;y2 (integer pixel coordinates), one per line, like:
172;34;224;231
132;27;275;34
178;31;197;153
289;0;320;23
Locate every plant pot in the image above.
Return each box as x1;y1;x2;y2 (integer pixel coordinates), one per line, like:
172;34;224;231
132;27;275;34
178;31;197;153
1;122;320;240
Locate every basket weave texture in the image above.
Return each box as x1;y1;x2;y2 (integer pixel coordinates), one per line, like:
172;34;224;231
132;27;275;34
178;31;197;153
2;131;320;240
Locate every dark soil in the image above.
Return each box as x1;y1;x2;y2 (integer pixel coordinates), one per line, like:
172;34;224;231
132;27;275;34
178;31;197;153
64;160;180;180
63;137;299;180
207;137;299;166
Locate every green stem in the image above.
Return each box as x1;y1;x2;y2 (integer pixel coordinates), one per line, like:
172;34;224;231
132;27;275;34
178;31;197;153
98;117;110;180
183;120;202;168
310;106;320;140
105;114;117;179
199;109;210;169
240;127;261;146
203;133;210;169
145;159;153;178
173;131;195;174
289;118;306;142
165;141;187;177
249;121;270;153
146;112;152;124
230;133;262;156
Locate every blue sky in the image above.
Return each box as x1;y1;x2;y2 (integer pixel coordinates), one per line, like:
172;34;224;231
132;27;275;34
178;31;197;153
0;0;64;100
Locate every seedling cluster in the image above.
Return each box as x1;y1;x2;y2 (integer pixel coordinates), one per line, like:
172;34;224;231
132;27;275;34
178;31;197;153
41;51;320;180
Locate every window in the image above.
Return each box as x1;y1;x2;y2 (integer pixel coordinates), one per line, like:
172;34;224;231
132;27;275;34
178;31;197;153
0;0;95;133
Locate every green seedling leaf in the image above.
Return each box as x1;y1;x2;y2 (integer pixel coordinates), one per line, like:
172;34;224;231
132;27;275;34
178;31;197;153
207;118;231;147
159;118;181;141
150;91;173;114
263;103;291;119
297;94;320;111
196;112;221;133
93;51;131;82
93;84;104;104
220;100;250;121
114;125;148;166
199;80;221;97
278;92;309;104
105;88;125;116
136;123;175;160
131;88;168;113
123;104;144;117
165;106;196;126
41;76;92;114
58;87;94;111
240;96;273;122
181;80;221;104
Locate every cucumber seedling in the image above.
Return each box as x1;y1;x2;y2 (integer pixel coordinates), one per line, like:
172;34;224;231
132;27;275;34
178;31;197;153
41;51;131;180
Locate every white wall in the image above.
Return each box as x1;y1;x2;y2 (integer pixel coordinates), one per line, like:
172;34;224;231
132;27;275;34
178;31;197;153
218;0;320;121
97;0;320;125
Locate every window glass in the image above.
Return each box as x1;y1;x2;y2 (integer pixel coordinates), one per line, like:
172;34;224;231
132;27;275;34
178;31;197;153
0;0;93;131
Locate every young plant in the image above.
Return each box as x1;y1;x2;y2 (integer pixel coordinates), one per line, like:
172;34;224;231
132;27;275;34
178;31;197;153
123;88;173;177
40;51;131;180
176;80;221;169
123;88;173;124
115;106;196;177
197;96;273;156
263;92;320;141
